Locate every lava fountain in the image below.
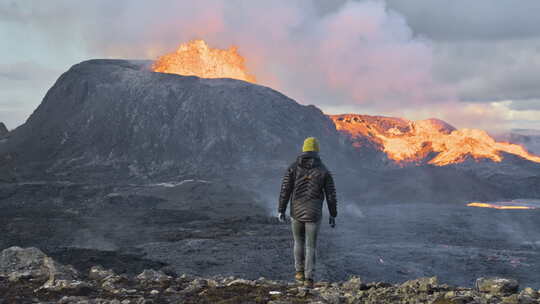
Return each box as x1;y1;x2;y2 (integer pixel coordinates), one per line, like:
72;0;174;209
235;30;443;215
152;39;256;83
151;41;540;167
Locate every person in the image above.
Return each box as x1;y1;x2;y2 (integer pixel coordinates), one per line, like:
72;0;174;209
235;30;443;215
277;137;338;288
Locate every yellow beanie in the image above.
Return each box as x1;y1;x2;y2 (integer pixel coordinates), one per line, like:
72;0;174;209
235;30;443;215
302;137;320;152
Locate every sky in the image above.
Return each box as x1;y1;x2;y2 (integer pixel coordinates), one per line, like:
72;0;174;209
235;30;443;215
0;0;539;131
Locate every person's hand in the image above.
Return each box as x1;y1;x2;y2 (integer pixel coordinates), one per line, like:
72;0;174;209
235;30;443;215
278;212;286;223
329;216;336;228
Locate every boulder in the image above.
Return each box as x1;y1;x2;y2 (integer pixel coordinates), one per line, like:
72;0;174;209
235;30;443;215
520;287;538;298
180;278;208;294
341;275;367;291
89;265;116;282
517;295;537;304
0;246;88;292
501;294;519;304
0;246;77;283
475;277;518;295
226;278;256;287
88;265;129;294
401;276;439;292
40;278;91;293
135;269;172;288
0;246;50;283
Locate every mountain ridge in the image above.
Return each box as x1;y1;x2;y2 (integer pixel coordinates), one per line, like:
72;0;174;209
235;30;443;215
330;113;540;166
0;122;7;138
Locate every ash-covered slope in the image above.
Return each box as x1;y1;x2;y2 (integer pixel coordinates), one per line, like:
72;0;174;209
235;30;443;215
2;59;350;182
0;123;7;138
0;122;14;183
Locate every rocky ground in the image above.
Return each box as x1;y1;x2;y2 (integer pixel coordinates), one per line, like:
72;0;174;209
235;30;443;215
2;180;540;289
1;246;539;304
3;58;540;303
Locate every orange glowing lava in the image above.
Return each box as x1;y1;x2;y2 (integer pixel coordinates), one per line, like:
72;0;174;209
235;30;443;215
330;114;540;166
152;40;256;83
467;202;535;210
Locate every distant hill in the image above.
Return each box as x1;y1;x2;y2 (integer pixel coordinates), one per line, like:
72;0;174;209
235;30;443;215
0;122;7;138
495;129;540;155
330;114;540;166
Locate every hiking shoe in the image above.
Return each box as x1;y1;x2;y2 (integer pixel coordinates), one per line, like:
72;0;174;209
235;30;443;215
304;278;314;288
295;271;305;283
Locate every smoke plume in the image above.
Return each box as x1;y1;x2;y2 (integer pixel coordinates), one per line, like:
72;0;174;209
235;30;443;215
3;0;517;129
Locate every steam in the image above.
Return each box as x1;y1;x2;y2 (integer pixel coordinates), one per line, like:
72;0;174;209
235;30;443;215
167;1;449;109
213;0;453;111
42;2;453;110
6;0;514;129
342;204;366;218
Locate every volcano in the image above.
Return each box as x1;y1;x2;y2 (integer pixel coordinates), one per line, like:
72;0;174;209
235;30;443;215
0;59;345;182
0;59;539;201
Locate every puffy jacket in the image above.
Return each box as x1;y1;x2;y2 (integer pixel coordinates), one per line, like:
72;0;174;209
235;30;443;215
278;151;337;222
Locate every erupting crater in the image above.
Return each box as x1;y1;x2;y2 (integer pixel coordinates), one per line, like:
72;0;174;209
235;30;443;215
152;39;256;83
330;114;540;166
151;41;540;167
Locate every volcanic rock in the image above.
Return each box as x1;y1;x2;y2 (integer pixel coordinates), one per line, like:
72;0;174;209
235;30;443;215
1;247;538;304
89;265;116;282
521;287;539;298
226;278;257;287
341;275;366;291
0;246;78;284
135;269;172;288
476;277;519;295
0;246;87;292
400;276;439;292
88;265;129;294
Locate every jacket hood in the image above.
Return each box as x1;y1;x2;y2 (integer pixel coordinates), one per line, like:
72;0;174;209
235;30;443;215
296;151;321;169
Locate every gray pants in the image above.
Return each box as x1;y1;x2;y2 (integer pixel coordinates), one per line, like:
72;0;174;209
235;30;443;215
291;218;321;280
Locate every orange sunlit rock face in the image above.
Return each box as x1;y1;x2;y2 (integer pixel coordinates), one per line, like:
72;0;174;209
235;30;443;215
467;202;535;210
152;40;256;83
330;114;540;166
